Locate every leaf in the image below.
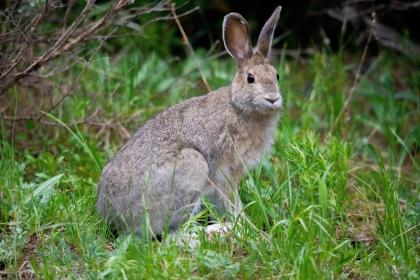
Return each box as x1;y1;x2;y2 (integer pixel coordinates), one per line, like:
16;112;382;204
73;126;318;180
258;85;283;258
42;112;102;171
25;174;64;204
319;164;332;218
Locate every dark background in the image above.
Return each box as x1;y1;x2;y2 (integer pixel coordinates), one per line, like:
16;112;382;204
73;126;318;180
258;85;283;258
173;0;420;54
2;0;416;56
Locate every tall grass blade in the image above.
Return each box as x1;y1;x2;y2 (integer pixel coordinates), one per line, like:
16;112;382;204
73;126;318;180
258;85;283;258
24;174;64;204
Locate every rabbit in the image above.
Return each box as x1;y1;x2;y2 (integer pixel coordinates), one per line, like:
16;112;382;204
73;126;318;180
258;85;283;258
96;6;283;237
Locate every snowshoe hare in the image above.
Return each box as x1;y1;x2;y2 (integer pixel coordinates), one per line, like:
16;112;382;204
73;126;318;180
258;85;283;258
97;6;283;237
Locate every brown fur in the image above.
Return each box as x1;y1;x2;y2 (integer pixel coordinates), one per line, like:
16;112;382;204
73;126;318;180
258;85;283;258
96;6;283;236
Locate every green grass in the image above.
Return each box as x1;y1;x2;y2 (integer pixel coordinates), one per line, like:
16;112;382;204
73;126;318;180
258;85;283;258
1;46;419;279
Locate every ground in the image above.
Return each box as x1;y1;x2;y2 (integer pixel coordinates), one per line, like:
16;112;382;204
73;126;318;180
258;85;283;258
0;49;419;279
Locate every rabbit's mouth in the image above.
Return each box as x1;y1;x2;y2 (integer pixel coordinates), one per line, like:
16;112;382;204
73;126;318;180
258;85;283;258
252;94;282;113
263;97;282;109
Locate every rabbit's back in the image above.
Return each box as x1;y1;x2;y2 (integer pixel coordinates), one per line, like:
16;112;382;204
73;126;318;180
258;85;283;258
106;86;233;169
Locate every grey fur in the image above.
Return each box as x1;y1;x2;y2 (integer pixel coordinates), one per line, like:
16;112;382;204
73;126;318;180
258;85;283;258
96;6;283;236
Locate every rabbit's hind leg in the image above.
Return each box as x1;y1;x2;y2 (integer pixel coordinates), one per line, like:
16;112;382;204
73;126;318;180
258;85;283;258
153;148;210;233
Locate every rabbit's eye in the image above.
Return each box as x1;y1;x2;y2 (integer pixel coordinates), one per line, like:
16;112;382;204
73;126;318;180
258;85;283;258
247;73;255;83
276;73;279;81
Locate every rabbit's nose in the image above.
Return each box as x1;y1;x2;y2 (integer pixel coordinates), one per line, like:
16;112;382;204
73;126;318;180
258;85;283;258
265;97;279;104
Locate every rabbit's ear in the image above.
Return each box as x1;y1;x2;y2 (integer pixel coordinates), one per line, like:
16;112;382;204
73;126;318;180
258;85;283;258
256;6;282;58
223;13;253;61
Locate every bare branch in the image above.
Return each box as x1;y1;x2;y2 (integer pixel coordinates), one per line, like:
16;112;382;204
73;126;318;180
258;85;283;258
0;0;170;95
170;3;211;92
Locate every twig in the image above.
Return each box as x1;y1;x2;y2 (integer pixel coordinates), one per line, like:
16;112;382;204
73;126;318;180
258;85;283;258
328;12;376;138
0;0;141;94
40;65;87;119
170;3;211;92
140;6;200;28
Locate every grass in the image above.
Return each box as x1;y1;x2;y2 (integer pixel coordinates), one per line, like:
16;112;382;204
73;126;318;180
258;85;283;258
0;43;419;278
